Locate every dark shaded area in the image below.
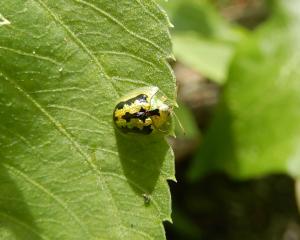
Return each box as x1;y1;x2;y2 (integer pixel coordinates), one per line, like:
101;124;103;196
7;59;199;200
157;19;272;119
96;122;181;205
174;62;221;131
212;0;271;29
167;63;300;239
0;163;41;240
0;72;42;239
164;1;300;239
188;98;237;179
115;129;168;194
165;166;300;240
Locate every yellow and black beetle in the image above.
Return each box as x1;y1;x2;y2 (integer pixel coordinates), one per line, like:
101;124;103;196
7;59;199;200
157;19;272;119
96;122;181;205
113;86;173;135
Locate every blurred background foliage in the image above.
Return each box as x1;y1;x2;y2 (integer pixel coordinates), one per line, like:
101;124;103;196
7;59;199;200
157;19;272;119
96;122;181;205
159;0;300;239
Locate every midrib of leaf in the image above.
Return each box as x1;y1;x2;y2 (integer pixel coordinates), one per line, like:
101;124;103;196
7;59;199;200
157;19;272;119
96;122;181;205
35;0;112;83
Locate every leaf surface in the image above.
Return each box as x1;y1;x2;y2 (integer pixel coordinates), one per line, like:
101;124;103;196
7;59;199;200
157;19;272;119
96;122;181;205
0;1;175;239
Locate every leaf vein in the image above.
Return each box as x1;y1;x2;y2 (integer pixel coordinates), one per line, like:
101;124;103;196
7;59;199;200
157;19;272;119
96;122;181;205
101;171;162;217
47;104;106;126
133;0;160;24
97;50;157;68
0;46;61;66
35;0;112;82
121;225;154;240
2;74;128;238
2;163;91;237
0;211;49;240
73;0;166;55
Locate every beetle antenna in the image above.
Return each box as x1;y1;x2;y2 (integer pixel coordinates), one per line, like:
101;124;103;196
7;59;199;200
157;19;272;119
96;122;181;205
158;128;169;134
173;111;185;135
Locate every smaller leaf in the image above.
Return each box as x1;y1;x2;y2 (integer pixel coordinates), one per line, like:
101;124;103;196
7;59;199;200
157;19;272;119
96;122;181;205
172;33;234;84
189;0;300;180
159;0;245;83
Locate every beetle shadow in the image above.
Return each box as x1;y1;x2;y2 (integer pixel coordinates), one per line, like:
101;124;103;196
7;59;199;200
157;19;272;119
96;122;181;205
115;129;170;195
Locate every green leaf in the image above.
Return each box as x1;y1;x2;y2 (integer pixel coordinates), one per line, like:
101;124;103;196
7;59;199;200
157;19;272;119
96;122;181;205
0;1;175;239
159;0;240;42
189;0;300;179
159;0;244;83
172;33;234;84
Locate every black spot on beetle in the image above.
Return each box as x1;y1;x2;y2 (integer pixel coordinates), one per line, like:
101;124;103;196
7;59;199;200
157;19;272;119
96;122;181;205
148;109;160;117
135;107;148;122
121;107;160;123
138;109;160;123
122;112;134;122
115;94;148;110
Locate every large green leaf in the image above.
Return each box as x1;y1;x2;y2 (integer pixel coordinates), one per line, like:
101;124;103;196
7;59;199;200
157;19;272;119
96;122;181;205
189;0;300;179
0;1;175;239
